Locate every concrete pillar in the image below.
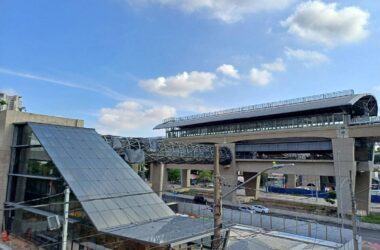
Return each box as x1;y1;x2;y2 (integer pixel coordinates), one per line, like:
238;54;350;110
301;175;320;190
286;174;297;188
150;162;167;197
355;171;371;215
332;138;356;216
181;169;191;188
243;172;261;199
219;143;238;203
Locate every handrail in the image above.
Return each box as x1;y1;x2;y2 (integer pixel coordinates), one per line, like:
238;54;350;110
162;90;354;123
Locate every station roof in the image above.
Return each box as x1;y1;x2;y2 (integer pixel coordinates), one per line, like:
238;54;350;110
28;123;216;246
155;90;377;129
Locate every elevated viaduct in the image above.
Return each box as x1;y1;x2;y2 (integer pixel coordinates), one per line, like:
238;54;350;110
153;90;379;216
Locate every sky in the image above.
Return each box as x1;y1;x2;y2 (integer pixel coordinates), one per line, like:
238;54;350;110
1;0;380;137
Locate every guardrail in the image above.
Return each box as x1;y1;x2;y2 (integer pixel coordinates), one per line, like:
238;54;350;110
177;202;354;245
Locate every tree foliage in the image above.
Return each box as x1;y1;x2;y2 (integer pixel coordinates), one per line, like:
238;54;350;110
198;170;213;183
0;100;7;106
167;169;180;183
324;191;336;204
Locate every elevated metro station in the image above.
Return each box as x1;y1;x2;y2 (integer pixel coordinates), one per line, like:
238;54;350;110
154;90;380;216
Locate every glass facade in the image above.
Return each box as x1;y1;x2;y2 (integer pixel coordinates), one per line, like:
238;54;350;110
166;113;345;138
5;124;121;250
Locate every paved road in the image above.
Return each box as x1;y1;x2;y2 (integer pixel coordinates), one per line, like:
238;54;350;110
164;193;380;244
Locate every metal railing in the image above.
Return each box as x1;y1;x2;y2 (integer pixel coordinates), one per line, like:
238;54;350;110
163;90;354;123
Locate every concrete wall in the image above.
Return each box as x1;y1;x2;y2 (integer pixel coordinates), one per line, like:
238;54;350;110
0;110;84;230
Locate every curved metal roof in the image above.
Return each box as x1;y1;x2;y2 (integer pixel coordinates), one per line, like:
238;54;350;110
155;90;377;129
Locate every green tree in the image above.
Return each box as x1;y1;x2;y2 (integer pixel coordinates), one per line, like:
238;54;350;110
167;169;180;183
0;100;7;106
198;170;213;183
324;191;336;204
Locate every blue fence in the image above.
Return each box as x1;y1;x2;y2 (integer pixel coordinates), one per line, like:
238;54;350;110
267;186;329;198
372;195;380;203
268;186;380;203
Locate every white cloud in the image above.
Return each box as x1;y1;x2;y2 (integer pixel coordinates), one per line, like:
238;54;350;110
96;101;176;136
262;58;286;72
249;58;286;85
281;1;369;46
0;67;131;101
139;71;216;97
216;64;239;79
131;0;294;23
285;47;329;66
250;68;272;86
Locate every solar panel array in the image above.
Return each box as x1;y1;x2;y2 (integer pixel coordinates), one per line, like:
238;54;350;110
29;123;174;230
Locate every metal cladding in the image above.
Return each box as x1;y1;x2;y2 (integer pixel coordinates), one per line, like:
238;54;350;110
155;90;378;129
103;135;233;165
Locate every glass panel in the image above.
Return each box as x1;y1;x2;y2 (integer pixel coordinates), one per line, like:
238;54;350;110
28;123;175;230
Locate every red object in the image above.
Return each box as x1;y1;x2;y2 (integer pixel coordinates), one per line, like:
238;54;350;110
2;230;9;242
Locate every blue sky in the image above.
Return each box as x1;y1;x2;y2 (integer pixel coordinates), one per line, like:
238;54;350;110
1;0;380;136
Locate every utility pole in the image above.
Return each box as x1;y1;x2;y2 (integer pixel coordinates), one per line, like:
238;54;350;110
62;186;70;250
212;144;222;250
349;171;359;250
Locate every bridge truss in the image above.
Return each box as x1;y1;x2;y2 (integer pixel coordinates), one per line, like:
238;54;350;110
102;135;232;166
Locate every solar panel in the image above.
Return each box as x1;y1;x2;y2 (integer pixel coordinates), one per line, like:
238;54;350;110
29;123;174;230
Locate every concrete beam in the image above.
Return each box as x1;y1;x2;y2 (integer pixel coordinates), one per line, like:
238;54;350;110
165;164;213;171
237;160;335;176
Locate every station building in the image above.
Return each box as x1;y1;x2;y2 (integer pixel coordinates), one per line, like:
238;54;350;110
154;90;379;216
0;110;220;249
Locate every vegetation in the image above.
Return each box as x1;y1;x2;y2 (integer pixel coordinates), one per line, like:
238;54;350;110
360;213;380;224
168;169;180;183
198;170;213;183
324;191;336;204
0;100;7;106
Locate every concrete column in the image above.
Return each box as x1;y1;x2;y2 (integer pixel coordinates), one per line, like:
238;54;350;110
286;174;297;188
301;175;320;189
181;169;191;188
150;162;167;197
332;138;356;216
243;172;261;199
355;171;371;215
219;143;237;203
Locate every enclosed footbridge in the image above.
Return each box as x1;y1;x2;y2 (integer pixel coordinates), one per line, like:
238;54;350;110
102;135;232;165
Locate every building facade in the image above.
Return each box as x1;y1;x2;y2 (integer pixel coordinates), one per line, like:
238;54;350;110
0;111;219;249
0;93;23;111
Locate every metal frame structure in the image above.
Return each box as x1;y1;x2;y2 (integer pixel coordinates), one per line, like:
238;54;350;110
102;136;232;165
